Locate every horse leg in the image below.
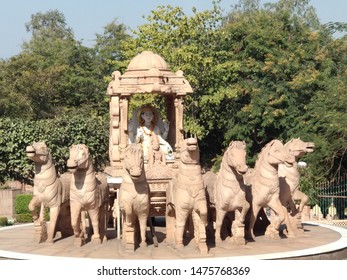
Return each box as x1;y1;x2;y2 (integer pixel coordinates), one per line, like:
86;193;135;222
174;207;190;249
137;194;149;248
88;208;101;244
28;196;40;221
192;205;208;254
121;199;136;251
266;198;285;239
298;192;309;213
246;202;261;241
47;205;60;243
138;212;148;247
281;204;298;237
215;207;227;243
231;200;249;245
287;198;298;216
70;202;84;246
98;204;108;243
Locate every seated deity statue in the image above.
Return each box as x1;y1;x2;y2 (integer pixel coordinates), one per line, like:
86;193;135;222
128;104;174;161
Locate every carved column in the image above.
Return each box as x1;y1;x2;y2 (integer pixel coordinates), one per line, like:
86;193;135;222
174;95;185;158
109;95;120;165
165;96;176;150
119;95;130;159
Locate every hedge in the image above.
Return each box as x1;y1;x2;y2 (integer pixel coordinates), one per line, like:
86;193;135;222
0;112;109;183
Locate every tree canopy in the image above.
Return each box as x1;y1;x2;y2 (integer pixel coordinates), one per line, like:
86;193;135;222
0;0;346;191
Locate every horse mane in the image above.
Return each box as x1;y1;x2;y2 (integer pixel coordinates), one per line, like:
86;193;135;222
228;140;246;150
254;139;283;165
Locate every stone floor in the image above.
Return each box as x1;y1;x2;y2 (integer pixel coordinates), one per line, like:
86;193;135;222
1;221;347;260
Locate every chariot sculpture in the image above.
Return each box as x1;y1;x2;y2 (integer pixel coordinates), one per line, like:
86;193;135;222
104;50;199;251
21;51;317;255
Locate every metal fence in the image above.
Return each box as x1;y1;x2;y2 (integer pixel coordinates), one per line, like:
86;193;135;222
317;174;347;220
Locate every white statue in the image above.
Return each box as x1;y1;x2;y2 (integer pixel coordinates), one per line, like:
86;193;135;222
128;104;174;161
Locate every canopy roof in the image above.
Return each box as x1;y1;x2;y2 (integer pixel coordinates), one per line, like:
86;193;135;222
108;51;193;96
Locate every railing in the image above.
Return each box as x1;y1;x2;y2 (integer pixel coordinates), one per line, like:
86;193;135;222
316;174;347;220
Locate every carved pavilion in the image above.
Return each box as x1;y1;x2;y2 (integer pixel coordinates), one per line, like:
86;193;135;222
105;51;193;236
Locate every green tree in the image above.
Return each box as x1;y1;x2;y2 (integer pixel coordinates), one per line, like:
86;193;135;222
94;19;131;76
119;3;228;162
0;10;109;119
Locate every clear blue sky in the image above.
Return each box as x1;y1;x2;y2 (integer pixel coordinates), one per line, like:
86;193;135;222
0;0;346;59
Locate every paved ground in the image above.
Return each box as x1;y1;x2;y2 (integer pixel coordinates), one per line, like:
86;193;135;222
1;221;347;260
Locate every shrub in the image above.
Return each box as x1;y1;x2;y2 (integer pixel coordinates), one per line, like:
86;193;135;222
0;113;109;183
0;217;8;226
15;194;33;215
15;213;33;223
14;194;50;223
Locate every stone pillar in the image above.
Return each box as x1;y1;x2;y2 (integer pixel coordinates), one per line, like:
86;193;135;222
174;95;185;158
165;95;176;151
109;95;120;165
119;95;130;159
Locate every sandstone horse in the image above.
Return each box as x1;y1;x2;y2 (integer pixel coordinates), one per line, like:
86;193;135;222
244;139;295;240
67;144;109;246
26;142;72;243
209;141;249;245
119;143;149;251
277;138;315;236
166;138;208;254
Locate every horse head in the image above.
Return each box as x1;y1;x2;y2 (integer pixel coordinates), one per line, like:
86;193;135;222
26;141;50;163
285;138;315;159
180;137;200;164
67;144;91;173
264;139;295;167
225;141;248;175
123;143;144;181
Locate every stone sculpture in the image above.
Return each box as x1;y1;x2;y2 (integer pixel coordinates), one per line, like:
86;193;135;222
128;104;173;161
208;141;249;245
26;142;72;243
166;138;208;254
244;139;295;240
147;133;166;168
67;144;109;246
119;143;149;251
278;138;315;236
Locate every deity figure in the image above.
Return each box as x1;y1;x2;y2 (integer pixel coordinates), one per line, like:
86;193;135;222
128;104;174;161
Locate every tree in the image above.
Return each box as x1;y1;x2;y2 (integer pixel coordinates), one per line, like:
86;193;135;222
304;39;347;179
118;4;229;162
0;10;110;119
94;19;130;73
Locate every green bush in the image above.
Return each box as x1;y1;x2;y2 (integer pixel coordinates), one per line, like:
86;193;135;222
14;194;50;223
15;194;33;215
0;217;8;226
0;112;109;183
15;213;33;223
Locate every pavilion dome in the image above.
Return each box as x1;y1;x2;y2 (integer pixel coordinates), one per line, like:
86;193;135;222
126;51;169;72
107;50;193;95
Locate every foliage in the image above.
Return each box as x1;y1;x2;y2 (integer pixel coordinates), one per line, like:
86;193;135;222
14;194;33;223
0;1;347;195
0;10;110;120
15;213;33;223
0;217;8;226
119;3;228;163
0;113;109;183
15;194;33;214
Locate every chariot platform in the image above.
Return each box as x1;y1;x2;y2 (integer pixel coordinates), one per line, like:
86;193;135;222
0;221;347;260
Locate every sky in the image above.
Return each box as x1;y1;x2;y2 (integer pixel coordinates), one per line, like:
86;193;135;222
0;0;346;59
